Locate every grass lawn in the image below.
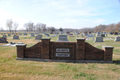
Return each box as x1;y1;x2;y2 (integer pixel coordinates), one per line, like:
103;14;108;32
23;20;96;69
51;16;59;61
0;33;120;80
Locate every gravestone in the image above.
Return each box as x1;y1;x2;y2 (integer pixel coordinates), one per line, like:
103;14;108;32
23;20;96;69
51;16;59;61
69;34;74;37
45;34;49;37
57;35;69;42
101;34;105;37
94;37;103;42
13;35;19;39
96;32;101;36
86;35;94;40
0;37;8;43
114;37;120;41
84;32;88;36
114;32;118;35
24;33;27;35
8;34;11;36
19;33;22;35
35;35;42;40
81;34;83;37
51;35;56;37
31;33;35;37
3;35;7;38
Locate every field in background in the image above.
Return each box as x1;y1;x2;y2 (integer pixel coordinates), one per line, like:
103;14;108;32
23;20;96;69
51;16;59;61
0;33;120;80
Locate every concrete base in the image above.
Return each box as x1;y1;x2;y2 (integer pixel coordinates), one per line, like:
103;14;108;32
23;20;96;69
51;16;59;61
16;58;113;63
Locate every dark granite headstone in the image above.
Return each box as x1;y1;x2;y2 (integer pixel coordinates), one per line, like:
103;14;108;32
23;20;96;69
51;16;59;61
13;35;19;39
35;35;42;40
101;34;105;37
0;37;8;43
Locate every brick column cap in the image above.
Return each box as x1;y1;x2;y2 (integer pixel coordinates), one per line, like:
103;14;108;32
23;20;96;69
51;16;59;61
16;44;27;47
76;38;85;41
102;46;114;49
41;38;51;40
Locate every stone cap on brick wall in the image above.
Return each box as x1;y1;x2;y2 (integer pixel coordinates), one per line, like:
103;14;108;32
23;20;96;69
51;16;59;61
41;38;51;40
102;46;114;49
76;38;85;41
16;44;27;47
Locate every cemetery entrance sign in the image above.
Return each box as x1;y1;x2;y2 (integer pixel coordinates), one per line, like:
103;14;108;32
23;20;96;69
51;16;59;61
16;38;114;63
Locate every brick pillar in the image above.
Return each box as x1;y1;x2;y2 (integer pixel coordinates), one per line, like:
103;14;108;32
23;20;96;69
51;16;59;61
76;39;85;60
102;46;114;61
41;38;51;59
16;44;27;58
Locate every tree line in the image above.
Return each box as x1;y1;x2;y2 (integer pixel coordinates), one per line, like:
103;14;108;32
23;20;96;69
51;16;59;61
4;19;120;33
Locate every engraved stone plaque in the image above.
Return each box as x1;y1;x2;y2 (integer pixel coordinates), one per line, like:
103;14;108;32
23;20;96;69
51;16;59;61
56;53;70;57
56;48;69;52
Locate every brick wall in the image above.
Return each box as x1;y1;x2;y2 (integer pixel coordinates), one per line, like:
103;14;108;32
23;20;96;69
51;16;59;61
16;38;114;61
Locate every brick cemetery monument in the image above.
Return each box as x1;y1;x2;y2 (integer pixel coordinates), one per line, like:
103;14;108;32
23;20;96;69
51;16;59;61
57;35;69;42
31;33;35;37
114;36;120;42
13;35;19;39
94;37;104;42
16;38;114;63
0;37;8;43
35;35;42;40
86;35;94;40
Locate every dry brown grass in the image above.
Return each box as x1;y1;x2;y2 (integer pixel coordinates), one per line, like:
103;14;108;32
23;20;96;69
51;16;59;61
0;34;120;80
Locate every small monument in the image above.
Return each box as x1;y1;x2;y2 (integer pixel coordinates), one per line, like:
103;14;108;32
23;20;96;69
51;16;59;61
51;35;56;37
31;33;35;37
3;35;7;38
0;37;8;43
8;34;11;36
35;35;42;40
57;35;69;42
94;37;103;42
101;34;105;37
114;36;120;41
13;35;19;39
69;34;74;37
86;35;94;40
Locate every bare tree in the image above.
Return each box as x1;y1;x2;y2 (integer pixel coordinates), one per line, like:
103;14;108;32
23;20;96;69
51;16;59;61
6;19;13;33
36;23;46;33
13;22;19;33
116;22;120;32
24;21;34;32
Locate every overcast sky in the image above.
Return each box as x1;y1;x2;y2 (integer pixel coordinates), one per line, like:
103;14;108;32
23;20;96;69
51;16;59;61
0;0;120;30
